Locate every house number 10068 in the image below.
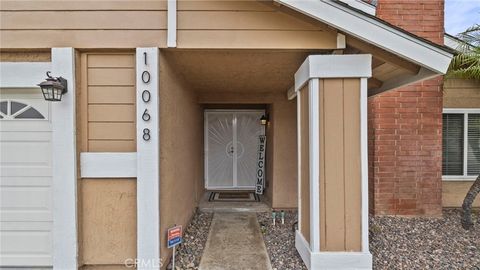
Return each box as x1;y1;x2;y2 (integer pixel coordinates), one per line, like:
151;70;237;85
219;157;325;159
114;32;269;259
142;52;151;141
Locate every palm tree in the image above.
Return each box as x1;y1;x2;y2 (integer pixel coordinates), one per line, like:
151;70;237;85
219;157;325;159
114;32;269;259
447;24;480;230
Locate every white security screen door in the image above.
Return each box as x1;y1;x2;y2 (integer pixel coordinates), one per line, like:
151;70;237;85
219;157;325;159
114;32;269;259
205;110;264;189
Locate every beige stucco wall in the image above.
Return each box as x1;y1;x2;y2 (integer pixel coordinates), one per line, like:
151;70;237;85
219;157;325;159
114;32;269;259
443;78;480;208
443;181;480;208
159;52;204;268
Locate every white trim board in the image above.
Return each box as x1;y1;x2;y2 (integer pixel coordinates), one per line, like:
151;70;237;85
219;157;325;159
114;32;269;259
308;79;320;252
294;54;372;93
51;48;78;270
80;152;137;178
167;0;177;47
337;0;376;15
295;231;372;270
0;62;50;88
136;48;161;270
443;108;480;114
360;77;369;252
276;0;453;74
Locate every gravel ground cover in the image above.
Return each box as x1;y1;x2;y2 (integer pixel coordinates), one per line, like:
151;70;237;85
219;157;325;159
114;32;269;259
168;211;213;270
370;209;480;270
171;209;479;270
257;211;308;270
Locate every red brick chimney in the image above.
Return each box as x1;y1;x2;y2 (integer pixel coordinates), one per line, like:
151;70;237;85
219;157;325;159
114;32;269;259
369;0;444;216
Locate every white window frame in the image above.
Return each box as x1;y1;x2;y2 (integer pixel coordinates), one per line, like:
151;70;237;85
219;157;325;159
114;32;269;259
442;108;480;181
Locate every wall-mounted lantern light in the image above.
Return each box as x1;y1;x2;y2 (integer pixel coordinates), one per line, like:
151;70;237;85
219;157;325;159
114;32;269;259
260;114;269;126
38;71;68;102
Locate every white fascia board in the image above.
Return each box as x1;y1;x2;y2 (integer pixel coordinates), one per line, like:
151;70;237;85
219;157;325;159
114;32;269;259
444;35;460;51
337;0;376;15
276;0;453;74
295;54;372;92
0;62;50;88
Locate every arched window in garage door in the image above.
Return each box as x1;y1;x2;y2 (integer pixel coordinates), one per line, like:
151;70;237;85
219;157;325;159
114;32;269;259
0;100;45;120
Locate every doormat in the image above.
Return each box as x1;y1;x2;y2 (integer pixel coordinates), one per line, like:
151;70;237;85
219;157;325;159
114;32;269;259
208;191;260;202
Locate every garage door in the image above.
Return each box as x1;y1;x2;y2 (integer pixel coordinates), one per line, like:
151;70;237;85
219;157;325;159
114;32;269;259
0;89;53;267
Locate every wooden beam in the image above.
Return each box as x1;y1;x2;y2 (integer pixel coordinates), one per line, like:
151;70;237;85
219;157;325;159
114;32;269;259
368;77;383;89
287;85;296;100
347;36;420;75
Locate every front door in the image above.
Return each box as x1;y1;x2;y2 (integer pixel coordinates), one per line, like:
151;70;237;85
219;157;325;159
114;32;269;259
205;110;264;189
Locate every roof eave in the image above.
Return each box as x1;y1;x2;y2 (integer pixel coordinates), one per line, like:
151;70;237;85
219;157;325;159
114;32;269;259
275;0;454;76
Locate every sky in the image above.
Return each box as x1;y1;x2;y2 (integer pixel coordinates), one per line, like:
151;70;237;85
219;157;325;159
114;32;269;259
445;0;480;35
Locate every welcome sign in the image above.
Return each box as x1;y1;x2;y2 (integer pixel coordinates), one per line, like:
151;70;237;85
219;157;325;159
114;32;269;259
256;135;266;194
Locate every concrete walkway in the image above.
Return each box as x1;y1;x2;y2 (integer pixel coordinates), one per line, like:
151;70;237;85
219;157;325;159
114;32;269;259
199;212;273;270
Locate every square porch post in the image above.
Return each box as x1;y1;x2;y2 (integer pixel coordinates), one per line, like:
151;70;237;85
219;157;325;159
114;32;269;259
295;55;372;270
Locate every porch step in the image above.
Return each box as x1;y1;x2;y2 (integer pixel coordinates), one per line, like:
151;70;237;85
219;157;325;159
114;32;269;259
198;192;271;213
199;212;273;270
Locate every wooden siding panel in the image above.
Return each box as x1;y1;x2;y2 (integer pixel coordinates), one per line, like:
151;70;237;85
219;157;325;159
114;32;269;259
176;0;336;49
1;0;335;49
300;86;310;244
323;79;345;251
88;86;136;104
343;79;362;252
177;30;337;49
87;55;136;68
319;79;362;252
0;11;166;30
88;105;135;122
178;11;323;30
88;141;136;152
1;1;167;11
88;122;136;140
81;53;136;152
1;30;167;49
87;68;135;86
177;0;275;11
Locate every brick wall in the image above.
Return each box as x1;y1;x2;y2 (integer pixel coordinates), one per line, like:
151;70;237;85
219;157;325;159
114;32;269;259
369;0;444;216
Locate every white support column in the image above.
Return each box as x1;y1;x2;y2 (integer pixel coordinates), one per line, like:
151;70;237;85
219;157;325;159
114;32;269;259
51;48;78;270
136;48;161;270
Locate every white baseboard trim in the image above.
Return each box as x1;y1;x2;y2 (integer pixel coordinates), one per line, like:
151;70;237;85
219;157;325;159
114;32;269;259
295;230;373;270
295;231;311;268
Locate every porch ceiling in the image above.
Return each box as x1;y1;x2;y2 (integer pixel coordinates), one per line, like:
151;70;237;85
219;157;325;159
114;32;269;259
163;49;327;94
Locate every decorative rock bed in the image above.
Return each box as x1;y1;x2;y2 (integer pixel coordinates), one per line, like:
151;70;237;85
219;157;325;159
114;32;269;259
168;211;213;270
370;209;480;270
171;209;479;270
257;211;308;270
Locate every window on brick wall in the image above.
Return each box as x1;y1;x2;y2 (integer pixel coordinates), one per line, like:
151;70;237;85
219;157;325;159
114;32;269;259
442;110;480;180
